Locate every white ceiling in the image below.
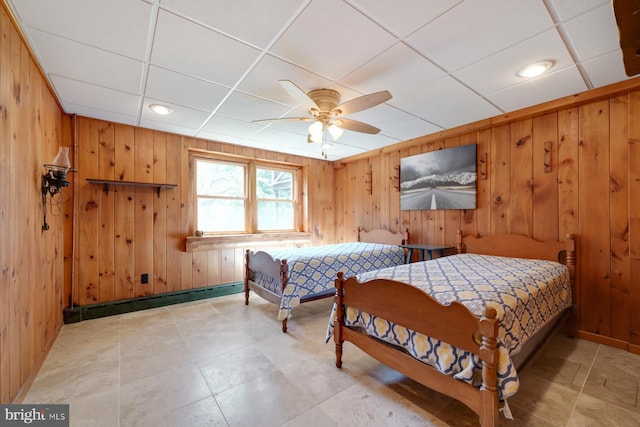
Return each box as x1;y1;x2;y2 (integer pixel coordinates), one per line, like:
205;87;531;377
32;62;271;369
6;0;632;161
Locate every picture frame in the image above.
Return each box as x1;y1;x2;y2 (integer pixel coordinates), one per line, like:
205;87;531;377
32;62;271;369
400;144;477;210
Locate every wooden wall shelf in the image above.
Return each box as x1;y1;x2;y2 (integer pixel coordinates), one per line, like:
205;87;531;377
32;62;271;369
86;179;177;197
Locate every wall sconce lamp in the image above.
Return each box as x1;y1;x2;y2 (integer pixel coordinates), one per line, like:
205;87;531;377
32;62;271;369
42;146;76;231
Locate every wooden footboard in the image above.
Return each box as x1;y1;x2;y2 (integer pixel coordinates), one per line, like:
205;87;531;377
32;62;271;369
244;249;290;331
333;231;577;426
333;272;499;426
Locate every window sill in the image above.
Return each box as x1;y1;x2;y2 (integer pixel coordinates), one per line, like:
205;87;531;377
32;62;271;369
184;232;312;252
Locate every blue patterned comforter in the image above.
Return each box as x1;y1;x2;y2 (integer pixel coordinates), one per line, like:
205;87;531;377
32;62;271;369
254;242;405;321
326;253;572;399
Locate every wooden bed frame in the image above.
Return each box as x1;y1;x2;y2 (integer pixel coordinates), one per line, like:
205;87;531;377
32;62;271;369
333;230;575;427
244;227;409;332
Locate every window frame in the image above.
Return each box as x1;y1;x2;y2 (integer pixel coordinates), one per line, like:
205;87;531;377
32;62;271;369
191;151;304;235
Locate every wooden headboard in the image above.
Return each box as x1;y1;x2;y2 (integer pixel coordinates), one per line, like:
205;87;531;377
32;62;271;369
358;227;409;246
456;229;575;264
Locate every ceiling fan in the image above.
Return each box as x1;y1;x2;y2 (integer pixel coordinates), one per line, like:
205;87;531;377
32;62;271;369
254;80;392;155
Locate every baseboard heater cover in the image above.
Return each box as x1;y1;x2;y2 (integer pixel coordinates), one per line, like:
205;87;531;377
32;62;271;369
63;282;243;324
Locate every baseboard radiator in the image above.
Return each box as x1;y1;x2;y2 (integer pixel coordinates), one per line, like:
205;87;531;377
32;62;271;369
63;282;243;324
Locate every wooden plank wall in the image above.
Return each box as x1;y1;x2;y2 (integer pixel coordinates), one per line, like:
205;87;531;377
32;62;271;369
334;83;640;351
73;117;335;306
0;5;69;403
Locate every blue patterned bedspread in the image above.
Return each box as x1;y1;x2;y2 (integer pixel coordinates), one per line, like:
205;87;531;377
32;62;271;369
326;253;572;399
255;242;405;321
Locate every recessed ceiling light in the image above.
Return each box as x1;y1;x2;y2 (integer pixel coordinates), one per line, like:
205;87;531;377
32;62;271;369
149;104;173;115
517;60;554;78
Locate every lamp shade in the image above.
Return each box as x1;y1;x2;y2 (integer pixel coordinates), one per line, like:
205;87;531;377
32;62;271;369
48;146;71;170
308;121;323;137
328;124;344;140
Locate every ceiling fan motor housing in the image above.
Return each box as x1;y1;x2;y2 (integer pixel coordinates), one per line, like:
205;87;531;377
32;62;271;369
307;89;342;116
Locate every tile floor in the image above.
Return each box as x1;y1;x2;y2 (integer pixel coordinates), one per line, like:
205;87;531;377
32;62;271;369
24;292;640;426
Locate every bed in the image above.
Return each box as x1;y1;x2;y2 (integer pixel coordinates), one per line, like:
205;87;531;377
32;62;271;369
327;230;576;427
244;227;408;332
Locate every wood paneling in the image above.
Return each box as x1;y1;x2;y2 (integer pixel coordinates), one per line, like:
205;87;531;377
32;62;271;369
73;116;335;306
578;101;611;336
0;3;68;403
335;82;640;350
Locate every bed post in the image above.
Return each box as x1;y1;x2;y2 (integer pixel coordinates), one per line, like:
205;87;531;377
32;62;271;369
565;233;577;337
244;249;251;305
479;306;499;427
456;229;464;253
281;259;289;333
334;272;345;368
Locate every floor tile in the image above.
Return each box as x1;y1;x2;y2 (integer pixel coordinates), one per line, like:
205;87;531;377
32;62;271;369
119;363;211;426
22;292;640;426
213;370;318;427
567;393;640;427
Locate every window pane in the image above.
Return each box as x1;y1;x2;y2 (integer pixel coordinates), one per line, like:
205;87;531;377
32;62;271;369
197;161;245;197
256;168;292;200
197;198;245;232
258;201;293;230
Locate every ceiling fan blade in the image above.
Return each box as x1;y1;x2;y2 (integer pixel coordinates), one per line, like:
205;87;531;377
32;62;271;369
252;117;312;125
334;118;381;134
334;90;392;116
279;80;319;110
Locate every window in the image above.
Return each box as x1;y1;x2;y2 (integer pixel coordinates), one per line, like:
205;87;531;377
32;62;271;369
193;154;302;234
256;167;294;230
196;160;246;233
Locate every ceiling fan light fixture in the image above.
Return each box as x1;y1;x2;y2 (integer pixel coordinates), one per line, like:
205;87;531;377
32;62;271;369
307;133;322;144
328;124;344;140
309;120;324;138
149;104;173;115
517;60;554;78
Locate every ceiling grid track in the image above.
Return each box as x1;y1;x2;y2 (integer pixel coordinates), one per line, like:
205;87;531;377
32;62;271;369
136;0;162;126
543;0;594;90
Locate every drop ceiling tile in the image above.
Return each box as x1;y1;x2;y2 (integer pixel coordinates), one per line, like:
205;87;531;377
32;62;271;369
337;133;400;150
151;10;261;86
252;126;313;148
382;118;444;141
28;29;143;95
196;131;247;146
320;143;367;160
582;51;631;87
406;0;555;71
141;98;211;130
547;0;609;21
384;75;499;127
237;55;344;106
349;0;462;37
139;118;199;137
159;0;307;49
560;3;619;62
61;102;139;127
488;66;587;113
145;66;231;112
340;43;445;97
10;0;152;60
200;114;265;139
453;29;575;96
425;95;502;129
345;104;432;138
216;92;293;123
269;0;397;80
51;76;141;117
266;119;311;137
